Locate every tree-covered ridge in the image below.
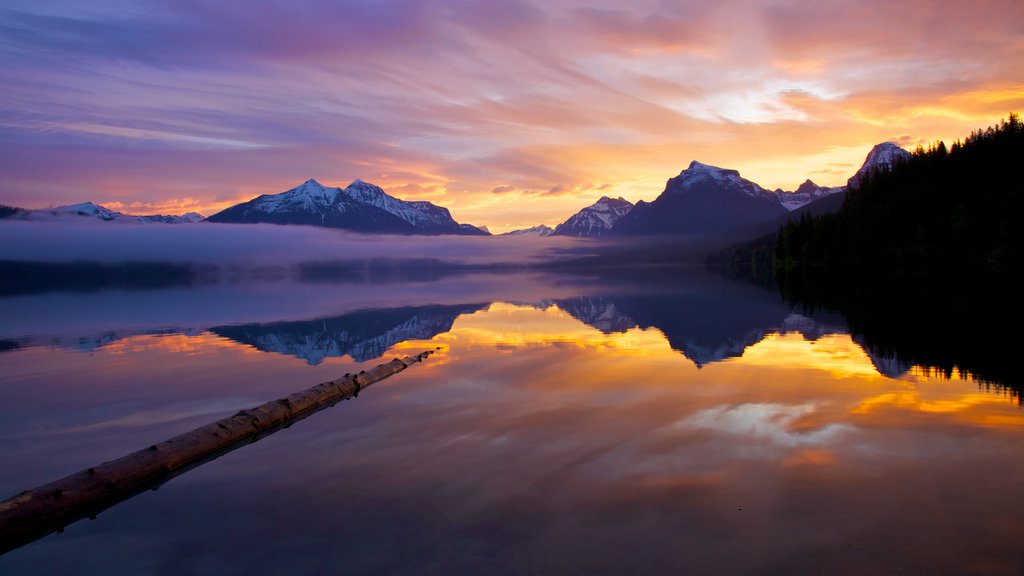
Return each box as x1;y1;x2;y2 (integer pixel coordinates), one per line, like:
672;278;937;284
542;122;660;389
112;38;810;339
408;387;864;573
776;114;1023;277
767;115;1023;395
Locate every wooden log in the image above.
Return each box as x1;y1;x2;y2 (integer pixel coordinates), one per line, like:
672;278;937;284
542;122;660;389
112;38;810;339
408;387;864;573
0;349;439;555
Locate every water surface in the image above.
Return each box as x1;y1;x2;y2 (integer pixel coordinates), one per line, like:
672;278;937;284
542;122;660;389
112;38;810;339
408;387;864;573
1;271;1022;574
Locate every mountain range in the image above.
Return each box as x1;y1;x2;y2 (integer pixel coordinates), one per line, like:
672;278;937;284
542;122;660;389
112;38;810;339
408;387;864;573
0;201;204;224
550;142;909;238
501;224;554;237
206;178;488;235
1;141;910;240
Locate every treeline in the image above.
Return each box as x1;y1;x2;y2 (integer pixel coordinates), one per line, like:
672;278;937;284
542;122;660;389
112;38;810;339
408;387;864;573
778;261;1019;398
776;113;1023;278
769;115;1023;395
0;204;27;219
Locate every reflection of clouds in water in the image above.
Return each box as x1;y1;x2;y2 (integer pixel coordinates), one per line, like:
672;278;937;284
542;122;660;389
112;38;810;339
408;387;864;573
0;392;261;441
5;275;1024;574
584;403;854;479
674;403;851;447
41;398;259;436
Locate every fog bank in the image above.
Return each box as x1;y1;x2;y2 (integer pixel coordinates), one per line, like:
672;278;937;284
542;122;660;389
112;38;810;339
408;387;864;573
0;221;602;267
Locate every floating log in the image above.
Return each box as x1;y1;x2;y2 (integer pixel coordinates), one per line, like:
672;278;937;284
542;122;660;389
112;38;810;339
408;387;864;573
0;349;438;555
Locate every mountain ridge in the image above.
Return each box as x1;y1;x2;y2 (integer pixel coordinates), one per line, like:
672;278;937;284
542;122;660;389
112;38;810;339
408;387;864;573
207;178;489;235
0;201;205;224
611;160;788;236
552;196;634;237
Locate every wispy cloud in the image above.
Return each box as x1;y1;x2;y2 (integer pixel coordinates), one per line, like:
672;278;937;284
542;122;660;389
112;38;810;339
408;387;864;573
1;0;1022;230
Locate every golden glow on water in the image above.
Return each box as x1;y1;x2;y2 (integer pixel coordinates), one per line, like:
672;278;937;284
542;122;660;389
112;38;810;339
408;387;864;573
736;332;883;379
102;333;235;356
426;303;673;355
5;290;1024;573
391;302;1017;422
853;389;1024;426
75;303;1017;432
20;300;1018;457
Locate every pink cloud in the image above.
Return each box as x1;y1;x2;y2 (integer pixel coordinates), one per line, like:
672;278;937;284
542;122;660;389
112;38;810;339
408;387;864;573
1;0;1021;229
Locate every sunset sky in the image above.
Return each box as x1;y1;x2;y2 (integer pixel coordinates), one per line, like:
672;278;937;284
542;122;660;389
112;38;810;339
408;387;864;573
1;0;1022;232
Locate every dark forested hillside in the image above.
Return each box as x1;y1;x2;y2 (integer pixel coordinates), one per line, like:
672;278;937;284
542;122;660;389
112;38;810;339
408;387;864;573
776;114;1023;277
768;115;1024;394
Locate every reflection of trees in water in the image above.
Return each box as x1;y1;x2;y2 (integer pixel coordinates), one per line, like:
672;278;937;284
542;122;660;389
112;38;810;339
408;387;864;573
778;267;1021;402
554;280;907;375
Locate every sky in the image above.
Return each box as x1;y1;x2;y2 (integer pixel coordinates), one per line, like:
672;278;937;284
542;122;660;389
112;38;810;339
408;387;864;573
1;0;1022;233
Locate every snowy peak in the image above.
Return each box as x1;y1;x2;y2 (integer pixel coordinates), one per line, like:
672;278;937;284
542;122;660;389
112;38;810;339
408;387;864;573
340;180;467;231
52;201;120;220
794;179;820;195
293;178;333;196
208;178;486;235
14;201;206;224
668;160;773;200
686;160;741;179
610;159;788;236
253;179;341;214
865;142;910;168
501;224;554;237
552;196;634;237
342;179;386;201
458;223;490;235
133;211;207;224
774;179;845;211
848;142;911;189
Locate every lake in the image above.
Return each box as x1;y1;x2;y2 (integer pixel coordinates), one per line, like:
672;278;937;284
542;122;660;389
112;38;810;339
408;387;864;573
1;270;1022;574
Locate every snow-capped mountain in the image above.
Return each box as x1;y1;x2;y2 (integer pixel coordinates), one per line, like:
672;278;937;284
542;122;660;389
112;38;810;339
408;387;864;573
52;201;122;221
1;201;205;224
552;196;634;237
459;223;490;235
771;143;909;211
848;142;911;189
207;178;488;235
138;213;203;224
612;161;788;236
346;179;472;232
501;224;554;237
773;180;844;211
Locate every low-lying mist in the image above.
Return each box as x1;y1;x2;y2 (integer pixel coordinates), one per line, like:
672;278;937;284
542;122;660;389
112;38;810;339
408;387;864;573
0;220;604;268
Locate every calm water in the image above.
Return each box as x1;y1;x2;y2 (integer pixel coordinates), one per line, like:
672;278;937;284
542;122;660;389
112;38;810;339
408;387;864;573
1;271;1022;574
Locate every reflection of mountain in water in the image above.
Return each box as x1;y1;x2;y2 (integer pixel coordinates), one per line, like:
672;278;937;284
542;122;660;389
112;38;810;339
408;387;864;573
554;285;906;376
1;304;484;365
0;274;918;379
554;296;636;333
0;328;206;354
209;304;486;365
